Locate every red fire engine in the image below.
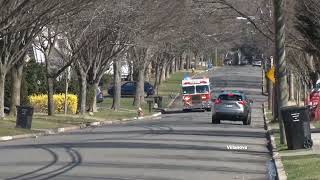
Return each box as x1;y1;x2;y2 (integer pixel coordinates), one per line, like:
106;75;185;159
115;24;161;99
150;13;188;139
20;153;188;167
182;77;212;111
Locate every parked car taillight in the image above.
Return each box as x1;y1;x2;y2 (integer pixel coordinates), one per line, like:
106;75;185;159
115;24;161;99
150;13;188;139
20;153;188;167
214;99;222;104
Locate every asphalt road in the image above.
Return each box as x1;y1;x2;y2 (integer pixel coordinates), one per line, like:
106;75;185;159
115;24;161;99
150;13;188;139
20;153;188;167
0;65;271;180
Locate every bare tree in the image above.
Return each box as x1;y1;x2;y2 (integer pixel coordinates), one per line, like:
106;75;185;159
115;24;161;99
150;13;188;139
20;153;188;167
0;0;93;118
9;54;26;116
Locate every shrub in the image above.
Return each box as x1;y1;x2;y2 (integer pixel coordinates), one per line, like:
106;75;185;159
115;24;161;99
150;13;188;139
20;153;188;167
29;94;78;114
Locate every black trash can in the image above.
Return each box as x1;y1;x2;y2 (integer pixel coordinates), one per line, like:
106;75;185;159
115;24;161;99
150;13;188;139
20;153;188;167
16;106;34;129
146;98;154;113
154;96;163;108
280;106;313;150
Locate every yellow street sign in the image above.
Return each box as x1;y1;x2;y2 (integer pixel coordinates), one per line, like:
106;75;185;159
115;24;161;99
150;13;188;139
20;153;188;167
266;66;275;83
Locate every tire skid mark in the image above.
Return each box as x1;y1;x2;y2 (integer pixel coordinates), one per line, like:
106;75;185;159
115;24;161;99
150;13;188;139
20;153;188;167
6;146;82;180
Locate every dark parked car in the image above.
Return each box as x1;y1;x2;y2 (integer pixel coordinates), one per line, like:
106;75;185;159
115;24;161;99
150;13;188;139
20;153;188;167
224;59;232;66
4;107;10;114
108;81;155;97
211;90;253;125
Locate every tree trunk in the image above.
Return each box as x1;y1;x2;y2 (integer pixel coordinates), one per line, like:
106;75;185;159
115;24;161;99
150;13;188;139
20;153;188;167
112;60;121;110
0;72;6;119
174;57;178;72
145;63;152;82
153;62;160;95
194;54;198;69
64;72;69;115
166;62;171;79
79;73;87;115
186;55;190;70
179;55;183;70
289;71;295;101
160;63;166;82
297;78;301;106
10;65;23;116
304;81;308;105
76;71;82;113
170;59;174;74
86;82;96;112
189;54;193;69
128;61;133;81
133;68;145;107
92;82;98;112
47;76;55;116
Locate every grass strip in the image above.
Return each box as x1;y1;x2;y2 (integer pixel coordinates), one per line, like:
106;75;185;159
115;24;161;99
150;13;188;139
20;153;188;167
282;154;320;180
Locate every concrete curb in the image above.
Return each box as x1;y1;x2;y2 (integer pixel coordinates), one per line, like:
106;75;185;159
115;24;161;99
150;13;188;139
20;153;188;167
0;112;162;142
263;103;288;180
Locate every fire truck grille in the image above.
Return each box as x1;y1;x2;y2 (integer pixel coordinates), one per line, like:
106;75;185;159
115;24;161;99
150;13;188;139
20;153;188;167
192;95;202;103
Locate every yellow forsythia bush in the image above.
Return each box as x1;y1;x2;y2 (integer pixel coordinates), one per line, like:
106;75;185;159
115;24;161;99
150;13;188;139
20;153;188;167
29;94;78;114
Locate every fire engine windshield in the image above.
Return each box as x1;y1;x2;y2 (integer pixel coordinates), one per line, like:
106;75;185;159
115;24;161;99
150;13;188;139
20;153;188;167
196;85;209;93
182;86;195;94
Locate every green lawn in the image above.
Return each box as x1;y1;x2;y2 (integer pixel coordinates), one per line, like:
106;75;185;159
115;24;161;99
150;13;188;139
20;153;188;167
283;154;320;180
313;121;320;128
0;119;39;136
266;109;320;180
95;71;186;118
157;71;185;107
265;110;274;122
273;130;289;152
0;70;187;137
0;115;97;136
95;97;152;119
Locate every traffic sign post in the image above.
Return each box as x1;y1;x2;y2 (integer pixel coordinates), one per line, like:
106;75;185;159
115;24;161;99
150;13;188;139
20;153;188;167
266;66;275;83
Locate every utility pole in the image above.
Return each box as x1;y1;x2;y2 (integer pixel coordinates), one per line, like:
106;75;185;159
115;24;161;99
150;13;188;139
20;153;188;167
273;0;288;144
